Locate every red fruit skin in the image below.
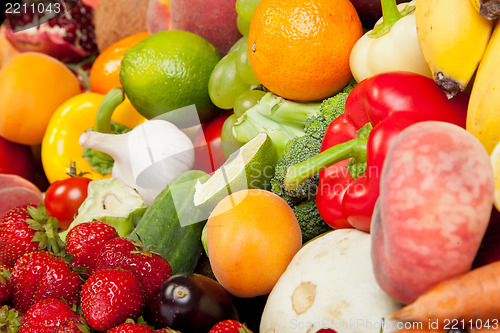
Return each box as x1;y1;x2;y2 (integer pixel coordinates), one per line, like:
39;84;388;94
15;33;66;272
209;319;252;333
0;264;12;305
193;112;231;174
169;0;241;55
11;251;83;314
65;220;119;276
106;323;155;333
0;203;39;267
51;318;86;333
0;174;43;219
0;135;36;182
94;237;173;301
19;298;79;333
81;268;144;332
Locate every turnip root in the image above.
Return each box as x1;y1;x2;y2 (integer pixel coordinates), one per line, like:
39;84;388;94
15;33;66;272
371;121;494;305
260;229;403;333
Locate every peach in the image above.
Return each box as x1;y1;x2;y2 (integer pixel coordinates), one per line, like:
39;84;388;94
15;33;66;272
371;121;494;304
0;174;43;218
147;0;171;34
168;0;241;55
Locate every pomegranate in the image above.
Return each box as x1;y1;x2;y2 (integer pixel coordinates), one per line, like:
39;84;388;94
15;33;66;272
4;0;97;63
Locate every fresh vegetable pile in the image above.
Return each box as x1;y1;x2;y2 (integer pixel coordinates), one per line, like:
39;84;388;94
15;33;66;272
1;0;500;332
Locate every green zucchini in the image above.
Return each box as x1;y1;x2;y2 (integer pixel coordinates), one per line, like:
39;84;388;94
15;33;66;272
128;170;210;274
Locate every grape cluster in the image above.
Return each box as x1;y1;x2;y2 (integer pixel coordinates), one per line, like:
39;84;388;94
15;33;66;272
208;0;263;109
208;0;264;155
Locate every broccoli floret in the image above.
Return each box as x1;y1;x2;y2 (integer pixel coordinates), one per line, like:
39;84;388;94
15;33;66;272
293;200;332;243
270;134;322;205
233;92;322;157
270;80;357;243
319;80;356;124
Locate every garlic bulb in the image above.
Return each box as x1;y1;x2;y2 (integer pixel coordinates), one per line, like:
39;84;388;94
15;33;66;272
79;119;195;204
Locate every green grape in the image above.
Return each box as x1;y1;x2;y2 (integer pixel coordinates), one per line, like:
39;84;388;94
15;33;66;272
221;114;245;158
235;41;260;85
227;35;248;55
208;52;252;110
235;0;262;23
233;89;266;118
237;15;251;36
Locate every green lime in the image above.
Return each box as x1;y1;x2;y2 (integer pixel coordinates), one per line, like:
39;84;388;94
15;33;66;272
193;132;278;211
120;30;222;123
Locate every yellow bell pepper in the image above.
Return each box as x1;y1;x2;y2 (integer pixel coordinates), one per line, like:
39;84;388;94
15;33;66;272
41;92;147;184
349;0;432;83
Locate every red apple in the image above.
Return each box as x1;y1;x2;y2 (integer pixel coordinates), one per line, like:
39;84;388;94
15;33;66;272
0;135;36;182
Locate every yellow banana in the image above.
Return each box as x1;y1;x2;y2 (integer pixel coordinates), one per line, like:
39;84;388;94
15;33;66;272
470;0;500;20
415;0;493;98
467;22;500;155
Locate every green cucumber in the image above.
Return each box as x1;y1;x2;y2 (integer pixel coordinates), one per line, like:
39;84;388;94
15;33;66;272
128;170;210;274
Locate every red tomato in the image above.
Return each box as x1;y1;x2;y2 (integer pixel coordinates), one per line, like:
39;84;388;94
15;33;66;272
44;177;92;230
193;113;231;173
0;135;36;182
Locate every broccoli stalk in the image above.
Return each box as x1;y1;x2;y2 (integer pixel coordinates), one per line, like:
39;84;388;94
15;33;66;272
285;123;373;190
233;92;322;157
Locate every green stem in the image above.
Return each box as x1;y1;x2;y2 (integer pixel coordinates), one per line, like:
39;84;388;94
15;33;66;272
93;87;125;162
95;87;125;133
284;136;368;190
369;0;403;38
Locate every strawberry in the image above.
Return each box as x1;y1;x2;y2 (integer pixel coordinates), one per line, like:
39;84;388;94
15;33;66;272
65;220;119;276
81;268;144;332
106;322;155;333
0;304;21;332
94;237;172;301
10;251;83;313
19;298;79;333
208;320;253;333
0;264;12;305
51;317;91;333
0;203;65;266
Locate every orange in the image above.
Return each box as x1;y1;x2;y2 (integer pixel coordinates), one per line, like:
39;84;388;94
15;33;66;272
89;31;149;94
248;0;363;102
0;52;81;145
206;189;302;298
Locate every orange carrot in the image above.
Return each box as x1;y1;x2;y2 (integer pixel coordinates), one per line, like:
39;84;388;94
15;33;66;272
391;261;500;323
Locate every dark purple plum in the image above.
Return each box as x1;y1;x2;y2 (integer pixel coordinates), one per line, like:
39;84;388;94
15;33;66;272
350;0;407;29
144;273;239;332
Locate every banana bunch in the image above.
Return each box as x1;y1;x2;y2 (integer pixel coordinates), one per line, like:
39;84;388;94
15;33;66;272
416;0;500;155
470;0;500;20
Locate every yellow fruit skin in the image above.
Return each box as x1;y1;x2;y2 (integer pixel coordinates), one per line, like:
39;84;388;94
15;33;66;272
416;0;493;97
467;23;500;155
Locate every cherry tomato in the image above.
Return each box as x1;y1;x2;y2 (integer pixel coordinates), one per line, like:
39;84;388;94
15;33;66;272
44;177;92;230
193;112;232;173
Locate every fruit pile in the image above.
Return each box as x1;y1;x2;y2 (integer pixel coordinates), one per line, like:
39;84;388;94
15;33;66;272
1;0;500;332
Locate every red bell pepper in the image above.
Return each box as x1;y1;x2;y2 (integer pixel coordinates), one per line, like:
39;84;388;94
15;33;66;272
285;72;469;232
